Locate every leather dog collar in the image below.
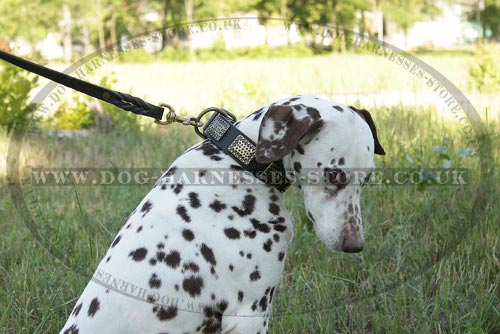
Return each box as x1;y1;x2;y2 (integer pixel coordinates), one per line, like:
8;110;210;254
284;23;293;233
201;110;290;193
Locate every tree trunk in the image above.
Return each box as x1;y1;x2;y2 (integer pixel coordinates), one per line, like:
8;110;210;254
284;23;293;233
82;23;91;55
184;0;195;61
161;5;168;50
263;17;269;45
360;11;366;37
339;25;346;53
403;27;408;49
62;5;72;63
110;13;118;47
97;0;106;50
281;0;288;45
372;1;383;41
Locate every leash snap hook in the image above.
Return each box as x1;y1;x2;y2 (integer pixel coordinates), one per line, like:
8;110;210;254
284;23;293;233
155;103;204;127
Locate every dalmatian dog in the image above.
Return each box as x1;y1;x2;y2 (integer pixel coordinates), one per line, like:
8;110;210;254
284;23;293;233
61;95;385;334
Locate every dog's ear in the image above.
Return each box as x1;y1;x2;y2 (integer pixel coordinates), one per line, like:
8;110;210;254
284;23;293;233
349;106;386;155
255;104;324;163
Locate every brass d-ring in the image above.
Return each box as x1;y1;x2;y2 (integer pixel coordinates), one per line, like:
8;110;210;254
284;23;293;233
194;107;237;139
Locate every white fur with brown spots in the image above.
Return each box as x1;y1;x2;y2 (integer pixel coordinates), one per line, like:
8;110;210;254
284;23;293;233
61;95;385;334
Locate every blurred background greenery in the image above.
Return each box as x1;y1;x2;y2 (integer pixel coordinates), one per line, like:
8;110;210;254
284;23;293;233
0;0;498;131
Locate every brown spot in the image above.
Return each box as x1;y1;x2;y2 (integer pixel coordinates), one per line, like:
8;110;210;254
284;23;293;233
200;243;216;266
231;195;256;217
111;235;121;248
182;228;195;241
263;239;273;252
176;205;191;223
129;247;148;261
173;184;183;194
268;203;280;215
218;300;228;312
72;303;83;317
140;200;153;217
156;305;178;321
269;287;276;302
182;276;204;297
274;224;287;232
244;229;257;238
252;107;264;120
188;192;201;209
149;273;162;288
251;219;270;233
165;166;177;176
224;227;241;239
209;200;227;212
183;262;200;273
165;250;181;268
197;141;222;156
259;296;268;311
293;162;302;173
250;270;261;281
62;324;79;334
87;298;100;317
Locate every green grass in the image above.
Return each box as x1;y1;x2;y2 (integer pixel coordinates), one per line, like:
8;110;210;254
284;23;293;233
44;52;494;120
0;53;498;333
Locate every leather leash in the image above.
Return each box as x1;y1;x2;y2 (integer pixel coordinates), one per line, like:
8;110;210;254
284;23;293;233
0;50;290;192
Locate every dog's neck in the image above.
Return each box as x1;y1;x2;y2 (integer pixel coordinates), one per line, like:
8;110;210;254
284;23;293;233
172;112;290;197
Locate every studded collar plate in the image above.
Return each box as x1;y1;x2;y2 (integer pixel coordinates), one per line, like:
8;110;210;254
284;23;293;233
202;111;290;192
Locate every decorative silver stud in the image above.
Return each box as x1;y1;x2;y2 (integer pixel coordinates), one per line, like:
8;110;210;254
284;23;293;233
204;114;230;141
228;135;256;165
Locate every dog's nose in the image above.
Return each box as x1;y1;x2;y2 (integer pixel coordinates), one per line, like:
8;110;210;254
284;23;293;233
340;233;364;253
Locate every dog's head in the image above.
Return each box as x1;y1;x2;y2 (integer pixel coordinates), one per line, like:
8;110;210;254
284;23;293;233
255;100;385;253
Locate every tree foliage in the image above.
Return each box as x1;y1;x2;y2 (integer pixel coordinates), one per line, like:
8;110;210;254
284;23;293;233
479;0;499;39
0;65;38;132
0;0;61;45
385;0;440;34
0;0;494;57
